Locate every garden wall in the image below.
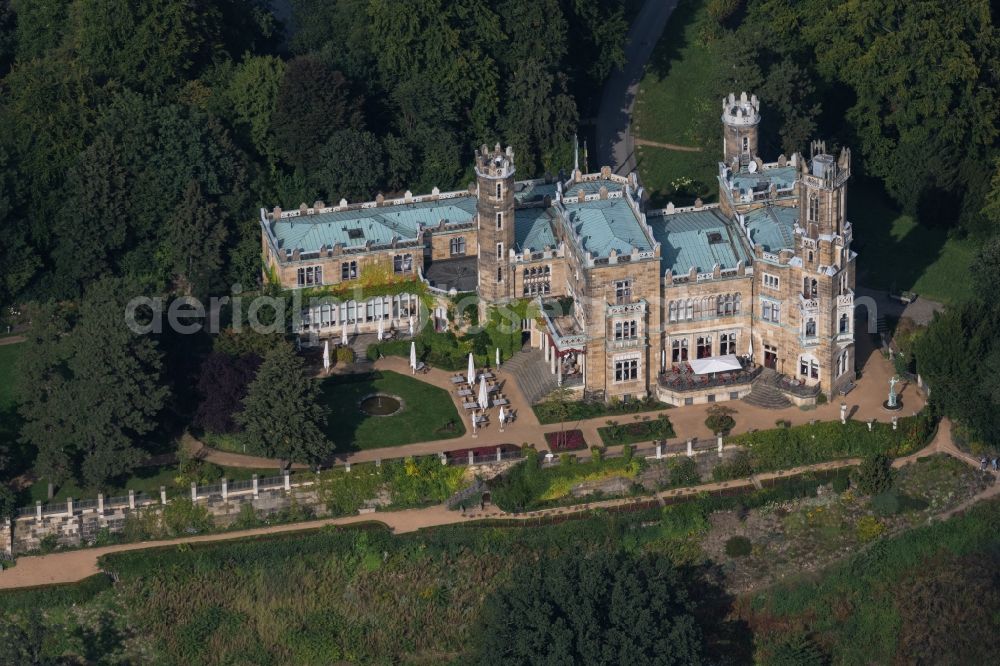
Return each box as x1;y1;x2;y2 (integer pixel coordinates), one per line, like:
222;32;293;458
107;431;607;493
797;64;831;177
1;447;521;556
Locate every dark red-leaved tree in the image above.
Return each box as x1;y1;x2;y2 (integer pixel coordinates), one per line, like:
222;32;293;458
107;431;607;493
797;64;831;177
193;352;262;435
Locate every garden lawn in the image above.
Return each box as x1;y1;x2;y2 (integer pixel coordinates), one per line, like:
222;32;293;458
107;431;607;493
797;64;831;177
632;0;718;206
319;370;465;451
851;179;974;304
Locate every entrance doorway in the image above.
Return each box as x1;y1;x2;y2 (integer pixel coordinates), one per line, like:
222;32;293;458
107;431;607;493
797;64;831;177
764;344;778;370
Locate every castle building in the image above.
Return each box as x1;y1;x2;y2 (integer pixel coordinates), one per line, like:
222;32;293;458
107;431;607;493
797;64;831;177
260;92;857;405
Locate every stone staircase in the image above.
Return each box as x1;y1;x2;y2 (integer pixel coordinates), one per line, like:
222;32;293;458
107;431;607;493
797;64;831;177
742;368;793;409
502;347;558;404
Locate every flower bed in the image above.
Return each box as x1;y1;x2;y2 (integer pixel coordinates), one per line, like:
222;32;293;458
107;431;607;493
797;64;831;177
598;415;675;446
545;429;587;451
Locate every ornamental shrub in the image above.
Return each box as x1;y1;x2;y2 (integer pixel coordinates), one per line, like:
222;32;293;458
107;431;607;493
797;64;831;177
705;404;737;434
724;535;752;557
855;514;885;542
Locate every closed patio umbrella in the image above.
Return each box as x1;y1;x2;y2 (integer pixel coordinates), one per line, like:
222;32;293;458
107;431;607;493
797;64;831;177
467;352;476;385
409;315;414;336
478;375;490;410
410;341;417;374
377;318;384;341
498;405;506;431
341;319;348;346
322;340;330;372
496;347;501;367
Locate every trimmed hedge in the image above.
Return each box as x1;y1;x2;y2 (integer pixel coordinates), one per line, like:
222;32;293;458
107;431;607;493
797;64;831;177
727;413;935;473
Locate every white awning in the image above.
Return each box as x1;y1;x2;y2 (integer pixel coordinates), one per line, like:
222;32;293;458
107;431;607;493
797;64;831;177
689;354;742;375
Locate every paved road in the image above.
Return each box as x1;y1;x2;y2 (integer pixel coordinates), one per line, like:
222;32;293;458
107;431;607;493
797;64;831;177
596;0;679;175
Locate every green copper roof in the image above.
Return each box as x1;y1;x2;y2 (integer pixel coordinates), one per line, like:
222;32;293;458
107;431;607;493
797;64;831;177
730;165;797;196
515;207;556;253
744;206;797;252
647;208;750;275
563;198;653;258
272;196;477;252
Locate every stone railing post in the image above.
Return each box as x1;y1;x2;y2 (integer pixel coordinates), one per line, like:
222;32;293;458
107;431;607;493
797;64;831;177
160;486;167;505
128;489;135;510
190;482;197;502
439;453;447;466
283;471;291;492
35;501;41;521
66;497;73;517
221;478;228;501
840;403;847;424
656;442;663;459
717;434;724;458
252;474;259;499
687;439;694;457
97;493;104;515
345;462;351;473
496;446;502;462
892;416;898;431
468;450;475;466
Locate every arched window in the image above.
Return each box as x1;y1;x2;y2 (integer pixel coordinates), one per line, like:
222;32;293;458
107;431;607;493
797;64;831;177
696;336;713;359
685;299;694;320
808;195;819;223
496;267;502;283
496;183;502;198
496;212;503;229
839;313;849;334
734;293;741;314
671;338;689;362
668;301;678;322
496;242;504;259
805;318;816;337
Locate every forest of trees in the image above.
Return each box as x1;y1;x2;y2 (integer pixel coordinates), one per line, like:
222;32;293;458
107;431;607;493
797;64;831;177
0;0;630;491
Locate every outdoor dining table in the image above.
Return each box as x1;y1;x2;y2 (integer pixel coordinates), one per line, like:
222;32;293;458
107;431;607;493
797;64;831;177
479;372;494;380
450;376;465;384
474;415;488;425
462;401;478;410
487;384;501;393
493;398;509;406
457;388;473;397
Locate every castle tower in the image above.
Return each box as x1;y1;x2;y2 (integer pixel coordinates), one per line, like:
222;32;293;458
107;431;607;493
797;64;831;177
475;143;516;305
798;140;850;243
791;140;855;397
721;92;760;166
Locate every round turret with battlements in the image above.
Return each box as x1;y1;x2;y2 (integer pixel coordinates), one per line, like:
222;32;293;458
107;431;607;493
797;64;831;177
721;92;760;165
